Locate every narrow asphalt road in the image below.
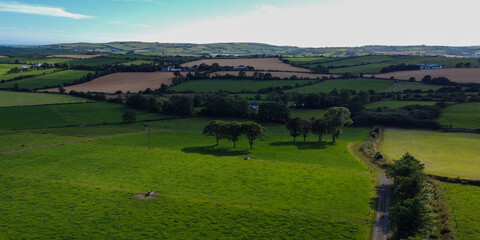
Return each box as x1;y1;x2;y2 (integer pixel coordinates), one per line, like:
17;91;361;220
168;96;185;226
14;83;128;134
372;173;390;240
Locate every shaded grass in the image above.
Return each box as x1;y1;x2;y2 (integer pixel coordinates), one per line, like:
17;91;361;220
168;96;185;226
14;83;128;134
0;68;60;82
438;103;480;129
379;128;480;180
290;109;326;120
381;81;445;92
442;182;480;240
0;70;94;90
0;91;87;107
171;79;311;93
288;78;394;93
0;102;165;130
0;64;19;75
365;100;437;109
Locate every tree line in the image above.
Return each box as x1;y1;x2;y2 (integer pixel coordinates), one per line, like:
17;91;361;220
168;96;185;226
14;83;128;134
203;120;266;149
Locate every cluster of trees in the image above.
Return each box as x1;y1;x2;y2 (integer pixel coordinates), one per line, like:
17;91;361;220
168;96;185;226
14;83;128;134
202;94;250;118
387;153;434;239
163;95;194;116
421;75;455;86
125;94;159;112
203;120;266;149
257;102;290;123
285;107;353;143
454;62;471;68
195;63;255;72
380;64;420;73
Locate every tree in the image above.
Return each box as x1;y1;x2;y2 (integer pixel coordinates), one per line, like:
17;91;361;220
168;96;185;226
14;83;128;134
323;107;353;143
285;117;303;142
202;120;227;146
258;102;290;123
299;119;311;142
238;70;246;78
58;86;65;94
387;153;425;200
122;110;137;122
311;118;328;142
241;121;266;149
224;121;243;148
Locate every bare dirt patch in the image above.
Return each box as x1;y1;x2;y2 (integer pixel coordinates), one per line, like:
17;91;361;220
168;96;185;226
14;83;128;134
371;68;480;83
209;71;335;79
0;56;7;58
41;72;174;93
134;193;157;199
47;55;101;59
181;58;310;72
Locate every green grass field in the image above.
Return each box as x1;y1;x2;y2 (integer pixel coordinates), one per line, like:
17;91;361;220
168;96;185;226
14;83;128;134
0;91;87;107
381;81;445;92
0;68;60;82
121;60;154;65
0;102;165;130
170;79;311;93
0;70;93;90
442;182;480;240
379;128;480;180
0;116;375;239
438;103;480;129
365;100;438;109
288;78;394;94
69;56;130;67
290;109;326;120
0;64;20;75
0;57;73;64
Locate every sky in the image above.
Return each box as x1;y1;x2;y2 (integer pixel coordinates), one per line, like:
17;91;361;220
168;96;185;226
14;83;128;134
0;0;479;47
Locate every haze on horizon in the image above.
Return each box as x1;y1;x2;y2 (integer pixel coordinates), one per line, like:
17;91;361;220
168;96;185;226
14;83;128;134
0;0;479;47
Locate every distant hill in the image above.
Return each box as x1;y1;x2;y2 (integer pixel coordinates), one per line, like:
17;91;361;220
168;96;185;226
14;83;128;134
1;42;479;57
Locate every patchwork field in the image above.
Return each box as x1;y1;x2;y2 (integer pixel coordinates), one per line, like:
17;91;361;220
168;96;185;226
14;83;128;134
0;102;165;130
438;103;480;129
0;64;20;75
365;100;438;109
0;57;73;64
181;58;310;72
0;116;375;239
69;56;130;67
380;81;445;92
0;91;87;107
290;109;326;120
209;71;333;79
43;72;174;94
442;182;480;240
373;68;480;83
170;79;311;93
0;70;93;90
0;68;60;82
379;128;480;180
47;54;102;59
287;78;394;93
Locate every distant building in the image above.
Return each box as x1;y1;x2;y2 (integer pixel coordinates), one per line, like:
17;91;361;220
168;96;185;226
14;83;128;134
34;63;42;67
20;65;29;69
161;66;197;72
418;64;442;70
233;65;246;70
249;102;259;111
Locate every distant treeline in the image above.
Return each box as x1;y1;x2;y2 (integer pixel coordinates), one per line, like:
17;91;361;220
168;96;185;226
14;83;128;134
380;64;420;73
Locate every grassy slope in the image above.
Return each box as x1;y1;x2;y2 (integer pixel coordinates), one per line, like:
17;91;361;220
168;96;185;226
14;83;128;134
365;100;437;109
171;79;311;92
442;182;480;240
0;68;59;82
381;81;445;92
0;64;19;75
438;103;480;129
288;78;394;93
290;109;326;120
0;91;87;107
379;128;480;180
0;57;73;64
0;120;374;239
0;70;94;90
0;102;165;130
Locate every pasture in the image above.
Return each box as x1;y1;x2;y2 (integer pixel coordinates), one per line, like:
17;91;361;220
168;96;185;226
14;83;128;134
0;102;164;130
43;72;175;94
0;68;60;82
0;70;93;90
288;78;394;94
373;68;480;84
0;91;87;107
0;57;73;64
379;128;480;180
0;64;19;75
181;58;309;72
442;182;480;240
380;81;445;92
290;109;326;120
170;79;311;93
438;103;480;129
47;54;102;59
0;115;375;239
365;100;438;109
69;56;130;67
209;71;333;79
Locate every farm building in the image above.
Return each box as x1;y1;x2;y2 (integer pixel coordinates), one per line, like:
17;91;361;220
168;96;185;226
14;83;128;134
34;63;42;67
233;65;246;70
249;102;259;110
20;65;29;69
418;64;442;70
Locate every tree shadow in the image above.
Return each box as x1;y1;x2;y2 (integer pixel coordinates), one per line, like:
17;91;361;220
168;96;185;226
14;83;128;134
269;141;334;150
181;145;250;157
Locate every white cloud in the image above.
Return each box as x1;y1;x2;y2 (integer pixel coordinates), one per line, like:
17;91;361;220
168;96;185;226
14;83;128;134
0;1;93;19
134;0;480;47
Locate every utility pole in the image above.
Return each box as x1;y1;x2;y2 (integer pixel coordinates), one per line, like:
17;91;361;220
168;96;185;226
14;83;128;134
146;127;152;149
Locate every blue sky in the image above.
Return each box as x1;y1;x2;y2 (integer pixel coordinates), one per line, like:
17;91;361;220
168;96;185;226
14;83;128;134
1;0;479;47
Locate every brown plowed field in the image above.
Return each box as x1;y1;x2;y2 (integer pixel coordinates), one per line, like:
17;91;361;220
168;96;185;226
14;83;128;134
41;72;174;93
372;68;480;83
181;58;310;72
209;71;335;79
0;56;7;58
47;55;102;59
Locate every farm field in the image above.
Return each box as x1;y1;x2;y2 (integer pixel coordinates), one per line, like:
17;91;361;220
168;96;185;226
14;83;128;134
0;91;87;107
0;57;73;64
42;72;175;94
438;103;480;129
209;71;333;79
288;78;394;94
0;130;82;153
0;68;60;82
380;81;445;92
442;182;480;240
170;79;311;93
290;109;326;120
121;60;154;65
0;102;165;130
0;70;93;90
47;54;102;59
373;68;480;83
0;115;375;239
0;64;19;75
365;100;437;109
69;56;130;67
181;58;310;72
379;128;480;180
